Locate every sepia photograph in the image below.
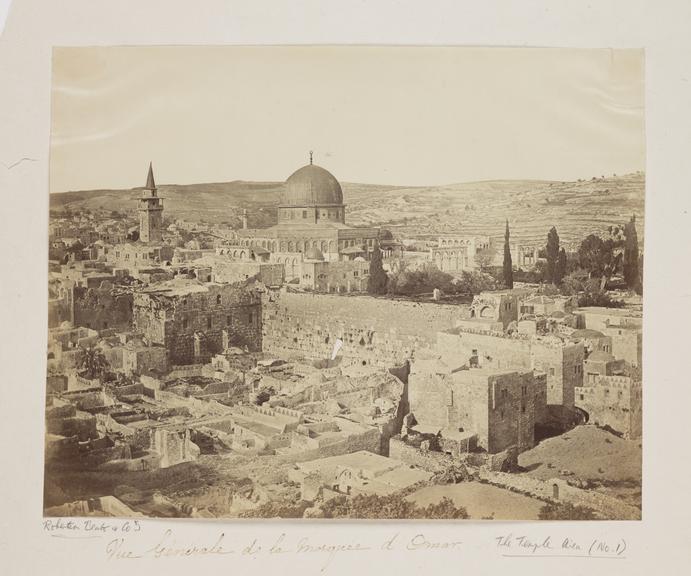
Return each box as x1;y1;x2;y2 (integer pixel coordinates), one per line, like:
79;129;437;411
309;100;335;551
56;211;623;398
44;45;644;521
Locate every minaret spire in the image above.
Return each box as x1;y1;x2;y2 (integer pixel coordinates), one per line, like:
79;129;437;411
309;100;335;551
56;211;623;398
145;161;156;192
309;150;313;165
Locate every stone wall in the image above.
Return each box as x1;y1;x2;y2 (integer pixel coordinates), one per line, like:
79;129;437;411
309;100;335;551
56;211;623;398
276;426;381;463
212;261;285;287
262;290;469;368
477;469;640;520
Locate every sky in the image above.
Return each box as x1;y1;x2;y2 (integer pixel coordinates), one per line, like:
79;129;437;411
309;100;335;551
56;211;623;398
50;46;644;192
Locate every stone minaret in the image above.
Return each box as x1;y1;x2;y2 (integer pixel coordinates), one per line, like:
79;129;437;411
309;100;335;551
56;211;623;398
138;162;163;243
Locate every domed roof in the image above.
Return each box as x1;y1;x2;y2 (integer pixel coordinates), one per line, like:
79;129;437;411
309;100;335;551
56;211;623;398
282;164;343;206
304;246;325;261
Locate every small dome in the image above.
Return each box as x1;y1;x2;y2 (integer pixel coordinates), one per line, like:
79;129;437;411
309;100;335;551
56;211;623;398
304;246;324;261
282;164;343;206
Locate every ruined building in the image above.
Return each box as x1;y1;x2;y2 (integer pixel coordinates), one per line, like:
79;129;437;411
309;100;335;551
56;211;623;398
133;279;262;365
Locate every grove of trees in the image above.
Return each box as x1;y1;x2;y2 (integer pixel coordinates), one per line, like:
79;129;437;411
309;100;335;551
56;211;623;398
320;494;469;519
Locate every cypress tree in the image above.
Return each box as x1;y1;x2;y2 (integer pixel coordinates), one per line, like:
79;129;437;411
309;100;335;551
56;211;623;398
623;215;640;291
545;226;560;284
367;240;389;295
555;247;567;285
503;219;513;289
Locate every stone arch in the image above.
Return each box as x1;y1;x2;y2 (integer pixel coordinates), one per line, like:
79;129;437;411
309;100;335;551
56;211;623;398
239;251;246;259
480;306;494;318
321;240;328;252
297;240;304;252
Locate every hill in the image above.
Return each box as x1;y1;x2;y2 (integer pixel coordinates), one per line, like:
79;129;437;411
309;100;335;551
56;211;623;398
50;173;645;246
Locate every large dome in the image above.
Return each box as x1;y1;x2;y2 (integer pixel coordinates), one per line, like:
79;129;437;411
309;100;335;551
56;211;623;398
281;164;344;206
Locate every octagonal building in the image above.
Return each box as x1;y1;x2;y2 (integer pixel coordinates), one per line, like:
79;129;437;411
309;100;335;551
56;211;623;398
232;157;381;278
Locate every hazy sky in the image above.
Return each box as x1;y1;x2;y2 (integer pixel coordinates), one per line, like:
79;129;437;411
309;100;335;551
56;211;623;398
50;46;644;192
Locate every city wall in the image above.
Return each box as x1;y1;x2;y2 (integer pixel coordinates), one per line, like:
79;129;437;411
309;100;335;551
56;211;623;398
262;291;470;368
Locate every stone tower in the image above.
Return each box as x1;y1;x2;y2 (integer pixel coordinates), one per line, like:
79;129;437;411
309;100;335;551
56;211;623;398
138;162;163;243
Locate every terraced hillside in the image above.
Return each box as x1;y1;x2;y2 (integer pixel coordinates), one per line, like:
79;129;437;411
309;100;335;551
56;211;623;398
345;172;645;247
50;172;644;246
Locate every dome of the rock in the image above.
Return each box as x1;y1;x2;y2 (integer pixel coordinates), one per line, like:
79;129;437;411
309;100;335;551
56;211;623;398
282;164;343;206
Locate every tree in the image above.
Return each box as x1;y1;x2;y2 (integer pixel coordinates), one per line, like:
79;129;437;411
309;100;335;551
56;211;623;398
578;234;615;279
474;244;496;272
555;247;567;285
254;385;275;405
623;215;640;292
367;240;388;295
320;494;468;519
545;227;560;284
559;270;623;308
538;502;596;520
77;346;109;380
503;220;513;289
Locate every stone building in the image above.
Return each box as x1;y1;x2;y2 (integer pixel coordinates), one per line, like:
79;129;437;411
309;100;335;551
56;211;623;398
583;350;625;382
435;327;583;408
408;364;545;453
601;324;643;368
573;306;643;332
228;156;381;277
520;294;577;317
575;374;642;438
298;250;370;292
133;279;262;365
105;241;175;270
430;236;491;273
572;307;642;368
466;290;531;330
